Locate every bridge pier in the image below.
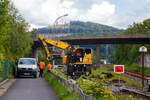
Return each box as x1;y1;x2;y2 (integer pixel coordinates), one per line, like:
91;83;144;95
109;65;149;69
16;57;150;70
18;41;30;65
96;44;100;67
29;43;38;61
34;48;38;61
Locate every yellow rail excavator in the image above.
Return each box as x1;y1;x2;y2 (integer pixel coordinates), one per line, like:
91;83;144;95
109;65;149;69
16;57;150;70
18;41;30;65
38;35;93;79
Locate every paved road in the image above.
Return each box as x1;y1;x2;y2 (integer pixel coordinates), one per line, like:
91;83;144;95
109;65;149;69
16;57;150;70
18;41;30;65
0;78;58;100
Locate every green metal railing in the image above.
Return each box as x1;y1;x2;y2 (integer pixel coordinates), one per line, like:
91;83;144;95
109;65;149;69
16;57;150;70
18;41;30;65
0;59;13;82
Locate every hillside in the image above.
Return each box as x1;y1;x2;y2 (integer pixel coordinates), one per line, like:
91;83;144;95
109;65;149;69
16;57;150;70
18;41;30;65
37;21;124;36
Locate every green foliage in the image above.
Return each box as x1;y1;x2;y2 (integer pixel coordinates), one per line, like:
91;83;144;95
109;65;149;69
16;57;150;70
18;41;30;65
30;29;38;39
44;72;75;100
124;18;150;35
77;78;113;99
115;95;135;100
114;44;141;65
114;18;150;65
38;49;46;63
4;2;32;61
52;66;142;99
55;59;62;65
0;0;32;79
0;0;9;62
69;21;123;36
53;70;67;79
0;0;32;61
90;67;141;88
76;68;115;99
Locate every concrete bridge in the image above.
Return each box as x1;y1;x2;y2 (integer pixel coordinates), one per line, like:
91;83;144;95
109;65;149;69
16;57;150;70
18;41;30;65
34;35;150;66
58;35;150;44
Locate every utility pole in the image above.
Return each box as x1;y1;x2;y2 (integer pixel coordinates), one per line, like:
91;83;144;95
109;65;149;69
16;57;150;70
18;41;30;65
142;51;144;90
139;45;147;90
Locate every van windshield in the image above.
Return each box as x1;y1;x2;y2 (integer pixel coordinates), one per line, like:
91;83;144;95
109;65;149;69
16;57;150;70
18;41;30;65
19;59;35;65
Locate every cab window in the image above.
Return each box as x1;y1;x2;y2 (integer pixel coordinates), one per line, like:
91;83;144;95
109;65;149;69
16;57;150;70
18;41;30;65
85;49;91;54
19;59;35;65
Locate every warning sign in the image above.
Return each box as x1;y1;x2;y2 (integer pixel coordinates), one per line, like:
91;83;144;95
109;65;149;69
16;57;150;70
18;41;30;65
114;65;124;74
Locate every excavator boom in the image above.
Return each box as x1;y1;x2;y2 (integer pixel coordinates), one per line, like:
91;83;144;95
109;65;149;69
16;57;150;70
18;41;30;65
39;36;71;52
38;36;51;61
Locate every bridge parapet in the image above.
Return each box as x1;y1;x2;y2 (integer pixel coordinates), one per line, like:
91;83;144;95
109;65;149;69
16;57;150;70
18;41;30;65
58;35;150;45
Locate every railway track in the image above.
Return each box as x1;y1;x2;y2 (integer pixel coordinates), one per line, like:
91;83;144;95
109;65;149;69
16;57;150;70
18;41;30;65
125;70;150;80
101;65;150;99
102;65;150;80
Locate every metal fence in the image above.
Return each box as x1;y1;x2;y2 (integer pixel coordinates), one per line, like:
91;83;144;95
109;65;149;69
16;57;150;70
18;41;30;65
50;72;93;100
0;59;13;82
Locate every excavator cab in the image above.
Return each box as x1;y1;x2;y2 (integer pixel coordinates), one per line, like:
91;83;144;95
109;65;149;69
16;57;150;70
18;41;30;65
75;48;85;62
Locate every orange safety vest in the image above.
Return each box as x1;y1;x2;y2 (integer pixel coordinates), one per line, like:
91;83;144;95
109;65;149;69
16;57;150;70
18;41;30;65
40;61;45;69
47;64;52;71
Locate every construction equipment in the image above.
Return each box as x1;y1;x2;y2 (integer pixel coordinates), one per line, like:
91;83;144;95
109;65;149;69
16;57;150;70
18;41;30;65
38;36;93;79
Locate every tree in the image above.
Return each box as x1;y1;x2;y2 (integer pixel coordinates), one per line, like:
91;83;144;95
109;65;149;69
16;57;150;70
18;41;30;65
0;0;32;63
114;18;150;65
0;0;9;62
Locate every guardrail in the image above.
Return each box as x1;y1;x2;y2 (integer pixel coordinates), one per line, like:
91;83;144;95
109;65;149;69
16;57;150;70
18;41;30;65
50;72;93;100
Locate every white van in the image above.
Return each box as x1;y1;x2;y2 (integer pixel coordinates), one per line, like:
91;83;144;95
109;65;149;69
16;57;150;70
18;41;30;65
17;58;38;78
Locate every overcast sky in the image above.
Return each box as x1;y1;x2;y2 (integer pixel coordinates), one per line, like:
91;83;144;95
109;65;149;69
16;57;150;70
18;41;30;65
11;0;150;30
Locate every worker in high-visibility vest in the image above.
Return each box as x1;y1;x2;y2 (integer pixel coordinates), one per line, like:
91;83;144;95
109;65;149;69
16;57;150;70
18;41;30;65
47;63;52;72
39;60;45;77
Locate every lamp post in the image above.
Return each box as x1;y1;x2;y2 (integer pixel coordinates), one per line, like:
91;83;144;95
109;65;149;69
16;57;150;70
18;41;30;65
139;45;147;90
52;14;68;68
52;14;68;39
53;14;68;26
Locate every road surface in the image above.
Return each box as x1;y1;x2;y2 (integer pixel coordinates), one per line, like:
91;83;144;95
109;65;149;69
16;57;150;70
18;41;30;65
0;78;58;100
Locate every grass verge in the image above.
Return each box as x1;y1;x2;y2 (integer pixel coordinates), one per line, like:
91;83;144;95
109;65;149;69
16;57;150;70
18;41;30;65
92;67;142;87
44;72;75;100
107;64;150;76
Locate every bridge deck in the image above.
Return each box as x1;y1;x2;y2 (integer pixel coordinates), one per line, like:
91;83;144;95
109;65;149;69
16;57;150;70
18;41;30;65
58;35;150;45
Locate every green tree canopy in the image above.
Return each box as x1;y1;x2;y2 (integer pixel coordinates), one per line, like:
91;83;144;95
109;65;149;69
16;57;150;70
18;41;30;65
114;18;150;65
0;0;32;62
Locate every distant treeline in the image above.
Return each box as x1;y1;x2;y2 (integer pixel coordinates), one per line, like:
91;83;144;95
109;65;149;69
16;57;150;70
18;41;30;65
37;21;124;36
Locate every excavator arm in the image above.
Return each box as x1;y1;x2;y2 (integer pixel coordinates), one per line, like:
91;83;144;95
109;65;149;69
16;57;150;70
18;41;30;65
38;36;51;61
44;38;71;52
39;36;72;51
38;35;73;62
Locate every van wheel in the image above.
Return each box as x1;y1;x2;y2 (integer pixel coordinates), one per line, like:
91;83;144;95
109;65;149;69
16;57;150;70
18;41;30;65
34;75;37;78
17;74;20;78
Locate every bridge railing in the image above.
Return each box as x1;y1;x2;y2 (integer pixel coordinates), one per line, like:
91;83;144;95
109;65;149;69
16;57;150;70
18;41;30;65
50;72;93;100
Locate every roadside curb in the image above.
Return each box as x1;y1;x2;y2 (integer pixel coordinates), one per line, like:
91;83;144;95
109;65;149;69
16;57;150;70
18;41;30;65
0;79;16;97
0;79;9;86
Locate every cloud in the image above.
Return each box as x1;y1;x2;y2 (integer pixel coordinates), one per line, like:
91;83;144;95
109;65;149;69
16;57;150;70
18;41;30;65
12;0;61;26
29;24;45;31
79;1;115;26
61;1;73;8
11;0;150;30
12;0;78;27
11;0;116;30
